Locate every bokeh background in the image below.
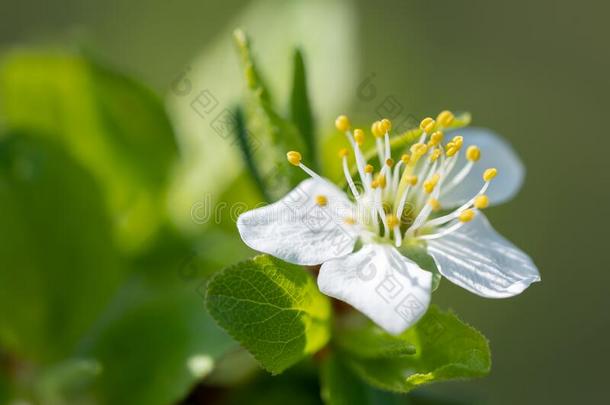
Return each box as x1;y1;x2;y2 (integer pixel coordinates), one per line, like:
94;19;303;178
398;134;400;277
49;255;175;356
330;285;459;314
1;0;608;404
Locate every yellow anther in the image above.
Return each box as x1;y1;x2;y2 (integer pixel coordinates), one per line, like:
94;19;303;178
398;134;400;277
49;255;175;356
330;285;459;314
452;135;464;148
344;217;356;225
364;164;374;174
371;179;380;189
387;214;400;228
315;195;328;206
338;147;349;158
410;143;428;156
354;128;365;145
385;158;394;167
380;118;392;133
430;148;441;162
287;151;302;166
405;175;418;186
446;146;458;157
423;173;440;194
474;195;489;209
371;121;384;138
428;198;441;211
459;209;476;223
401;154;411;164
335;115;350;132
483;168;498;182
430;131;444;146
437;110;455;127
420;117;436;133
466;145;481;162
376;174;387;189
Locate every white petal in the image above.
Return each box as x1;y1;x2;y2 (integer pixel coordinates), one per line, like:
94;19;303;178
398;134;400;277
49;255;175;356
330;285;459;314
318;243;432;335
442;127;525;208
426;213;540;298
237;178;357;265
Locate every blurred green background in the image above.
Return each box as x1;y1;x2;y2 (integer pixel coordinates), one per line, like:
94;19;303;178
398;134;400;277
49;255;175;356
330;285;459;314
1;0;608;404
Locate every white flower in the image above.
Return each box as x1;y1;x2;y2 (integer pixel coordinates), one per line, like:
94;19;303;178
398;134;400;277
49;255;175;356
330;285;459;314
237;112;540;335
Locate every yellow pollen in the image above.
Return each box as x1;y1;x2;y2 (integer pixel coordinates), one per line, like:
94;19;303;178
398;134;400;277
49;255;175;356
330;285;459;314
286;151;302;166
338;147;349;158
459;209;476;222
315;195;328;206
446;144;458;157
474;195;489;209
387;214;400;228
428;198;441;211
466;145;481;162
420;117;436;133
385;158;394;167
371;179;380;189
430;149;441;162
335;115;350;132
344;216;356;225
405;175;418;186
380;118;392;133
423;173;440;194
483;168;498;182
371;121;384;138
364;164;374;173
452;135;464;148
430;131;444;146
354;128;365;145
410;143;428;157
437;110;455;127
401;154;411;164
376;174;387;188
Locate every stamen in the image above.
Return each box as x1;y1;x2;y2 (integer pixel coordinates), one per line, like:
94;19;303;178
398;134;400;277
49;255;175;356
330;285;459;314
474;194;489;209
430;131;444;146
395;175;417;221
459;209;475;222
372;121;385;166
341;154;360;198
315;195;328;206
436;110;455;127
419;117;436;142
287;150;322;180
483;168;497;182
381;118;392;160
387;214;402;247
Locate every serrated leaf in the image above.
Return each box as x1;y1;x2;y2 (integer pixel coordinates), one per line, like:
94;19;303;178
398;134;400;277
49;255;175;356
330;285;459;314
233;29;306;200
344;306;491;393
0;50;177;253
206;255;331;374
290;48;316;169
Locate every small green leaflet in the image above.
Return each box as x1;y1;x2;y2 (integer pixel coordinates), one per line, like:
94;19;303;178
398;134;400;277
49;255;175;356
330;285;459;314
206;255;331;374
341;306;491;393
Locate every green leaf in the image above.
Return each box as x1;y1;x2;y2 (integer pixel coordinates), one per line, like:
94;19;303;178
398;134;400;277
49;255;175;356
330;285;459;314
0;133;124;363
233;29;306;200
206;255;331;374
81;233;237;405
320;354;369;405
344;306;491;393
290;48;316;169
0;50;178;253
334;319;416;359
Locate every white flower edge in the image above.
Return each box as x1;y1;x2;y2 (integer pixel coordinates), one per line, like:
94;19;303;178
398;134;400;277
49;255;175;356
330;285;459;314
318;243;432;335
237;178;357;266
427;212;540;298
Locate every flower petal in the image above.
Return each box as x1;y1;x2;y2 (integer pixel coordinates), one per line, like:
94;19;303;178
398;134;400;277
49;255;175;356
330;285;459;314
318;243;432;335
426;212;540;298
442;127;525;208
237;178;357;265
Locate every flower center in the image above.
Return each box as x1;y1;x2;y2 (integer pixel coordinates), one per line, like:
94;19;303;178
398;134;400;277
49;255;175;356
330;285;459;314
287;111;498;247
